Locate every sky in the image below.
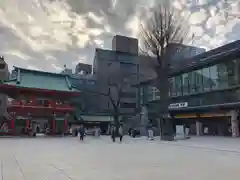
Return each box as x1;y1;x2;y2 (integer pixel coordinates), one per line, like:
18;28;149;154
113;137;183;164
0;0;239;73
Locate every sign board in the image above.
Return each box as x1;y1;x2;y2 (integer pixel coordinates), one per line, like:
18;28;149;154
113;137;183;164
169;102;188;109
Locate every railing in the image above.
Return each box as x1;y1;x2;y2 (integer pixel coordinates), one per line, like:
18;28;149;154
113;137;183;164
9;100;73;109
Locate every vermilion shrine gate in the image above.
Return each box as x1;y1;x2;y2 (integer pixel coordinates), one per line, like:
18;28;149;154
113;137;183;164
0;67;80;136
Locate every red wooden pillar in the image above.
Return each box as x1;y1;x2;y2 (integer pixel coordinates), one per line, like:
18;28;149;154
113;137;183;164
52;119;56;134
64;119;68;133
10;117;15;135
26;119;30;133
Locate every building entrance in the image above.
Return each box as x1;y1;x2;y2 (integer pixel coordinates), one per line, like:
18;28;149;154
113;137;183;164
173;112;239;137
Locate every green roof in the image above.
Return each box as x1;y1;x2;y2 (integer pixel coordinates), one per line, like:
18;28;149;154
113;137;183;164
4;67;79;92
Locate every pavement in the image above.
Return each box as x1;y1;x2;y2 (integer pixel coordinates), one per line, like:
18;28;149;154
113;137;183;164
0;136;240;180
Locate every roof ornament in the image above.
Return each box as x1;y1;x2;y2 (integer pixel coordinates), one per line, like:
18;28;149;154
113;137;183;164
0;56;4;61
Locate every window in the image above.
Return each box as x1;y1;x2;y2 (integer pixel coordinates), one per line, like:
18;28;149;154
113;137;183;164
153;87;160;100
120;62;136;74
121;92;136;98
87;80;95;85
182;73;189;95
202;67;211;91
117;53;137;62
139;87;144;105
36;99;44;105
0;63;5;69
175;75;182;96
169;77;177;96
120;102;136;109
217;63;228;88
209;65;218;89
189;71;200;93
43;100;49;107
225;60;237;86
147;87;154;101
195;69;203;92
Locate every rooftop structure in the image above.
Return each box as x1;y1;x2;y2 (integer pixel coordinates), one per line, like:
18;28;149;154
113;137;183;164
75;63;92;74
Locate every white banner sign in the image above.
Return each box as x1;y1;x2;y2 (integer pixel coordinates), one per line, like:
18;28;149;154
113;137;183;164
169;102;188;109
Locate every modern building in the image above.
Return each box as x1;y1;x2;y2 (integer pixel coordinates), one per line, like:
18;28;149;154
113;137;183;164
137;40;240;137
168;43;206;63
93;35;156;125
60;63;112;132
75;63;92;75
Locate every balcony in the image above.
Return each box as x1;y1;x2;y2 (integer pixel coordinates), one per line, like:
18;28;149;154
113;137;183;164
8;100;74;111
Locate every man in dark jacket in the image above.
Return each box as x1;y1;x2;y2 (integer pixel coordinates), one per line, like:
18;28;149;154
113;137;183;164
79;125;85;141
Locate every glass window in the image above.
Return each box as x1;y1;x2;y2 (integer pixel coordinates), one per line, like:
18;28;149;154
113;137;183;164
209;65;218;89
202;67;211;91
195;69;203;92
87;80;95;85
147;87;154;101
175;76;182;96
117;53;137;62
139;87;144;105
217;63;228;88
153;87;160;100
98;50;115;60
226;60;237;86
189;71;197;93
182;73;189;95
120;62;137;74
237;60;240;84
120;102;136;109
169;77;176;96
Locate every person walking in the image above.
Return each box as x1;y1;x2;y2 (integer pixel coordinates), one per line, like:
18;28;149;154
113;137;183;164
119;125;123;142
79;124;85;141
147;122;154;140
111;125;116;142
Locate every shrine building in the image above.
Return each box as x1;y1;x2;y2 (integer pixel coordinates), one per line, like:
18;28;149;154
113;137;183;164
0;67;80;136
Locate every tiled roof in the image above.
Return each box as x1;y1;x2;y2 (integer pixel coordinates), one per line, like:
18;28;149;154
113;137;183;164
3;67;79;92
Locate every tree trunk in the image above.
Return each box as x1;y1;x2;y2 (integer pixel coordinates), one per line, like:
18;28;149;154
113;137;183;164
113;109;120;136
157;67;174;141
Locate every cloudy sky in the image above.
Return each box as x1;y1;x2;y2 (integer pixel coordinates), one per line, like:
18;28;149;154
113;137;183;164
0;0;239;73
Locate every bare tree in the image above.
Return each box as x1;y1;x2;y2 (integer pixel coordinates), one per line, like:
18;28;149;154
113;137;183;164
139;2;194;140
107;73;125;126
72;70;133;127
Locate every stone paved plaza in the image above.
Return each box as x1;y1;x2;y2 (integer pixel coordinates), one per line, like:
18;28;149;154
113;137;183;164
1;136;240;180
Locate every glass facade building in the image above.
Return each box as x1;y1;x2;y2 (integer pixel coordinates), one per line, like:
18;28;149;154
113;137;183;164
139;51;240;110
168;58;239;97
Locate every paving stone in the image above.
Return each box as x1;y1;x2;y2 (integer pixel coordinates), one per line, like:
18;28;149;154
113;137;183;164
0;136;240;180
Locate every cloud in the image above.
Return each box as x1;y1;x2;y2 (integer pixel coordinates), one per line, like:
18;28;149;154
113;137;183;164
189;9;208;25
3;50;31;61
51;63;63;72
0;0;239;73
27;65;42;71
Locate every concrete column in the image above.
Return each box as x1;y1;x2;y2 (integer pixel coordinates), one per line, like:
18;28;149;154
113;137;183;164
140;106;148;136
196;121;203;136
230;110;239;137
